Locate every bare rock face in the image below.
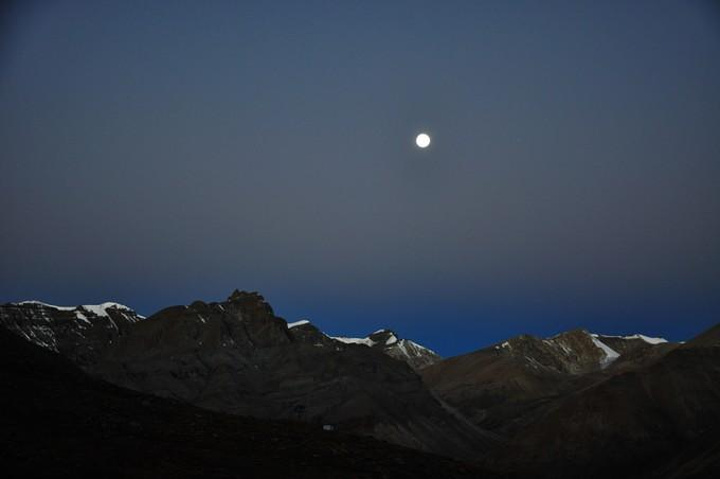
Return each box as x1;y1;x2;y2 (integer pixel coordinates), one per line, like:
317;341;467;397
0;300;143;367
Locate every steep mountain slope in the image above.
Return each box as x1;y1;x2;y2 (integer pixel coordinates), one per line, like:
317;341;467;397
0;325;491;479
484;322;720;479
83;290;494;460
422;329;677;435
0;300;143;367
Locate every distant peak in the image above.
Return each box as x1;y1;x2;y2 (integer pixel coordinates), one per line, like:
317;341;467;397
227;290;265;303
225;290;274;317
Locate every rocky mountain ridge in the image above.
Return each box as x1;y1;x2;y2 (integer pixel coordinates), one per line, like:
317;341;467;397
0;300;143;367
484;324;720;478
325;326;440;370
0;290;492;460
490;328;671;375
421;328;679;436
0;296;439;371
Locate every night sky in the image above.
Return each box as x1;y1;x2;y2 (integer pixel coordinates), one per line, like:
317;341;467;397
2;1;719;356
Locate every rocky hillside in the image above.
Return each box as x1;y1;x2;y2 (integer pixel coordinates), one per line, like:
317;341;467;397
0;324;491;479
422;329;678;435
484;323;720;479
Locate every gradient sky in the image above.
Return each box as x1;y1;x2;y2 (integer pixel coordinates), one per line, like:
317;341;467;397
2;0;719;356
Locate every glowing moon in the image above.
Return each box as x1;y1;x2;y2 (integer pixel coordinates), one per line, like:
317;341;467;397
415;133;431;148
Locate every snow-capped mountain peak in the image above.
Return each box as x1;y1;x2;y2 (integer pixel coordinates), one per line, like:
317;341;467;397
283;319;440;370
1;300;144;366
491;329;673;375
330;328;440;370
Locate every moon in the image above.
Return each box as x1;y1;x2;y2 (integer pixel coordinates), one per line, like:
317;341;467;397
415;133;431;148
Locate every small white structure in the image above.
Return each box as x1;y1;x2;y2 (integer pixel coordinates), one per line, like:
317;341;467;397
322;424;335;432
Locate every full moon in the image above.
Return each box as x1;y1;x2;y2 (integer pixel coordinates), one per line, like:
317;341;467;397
415;133;431;148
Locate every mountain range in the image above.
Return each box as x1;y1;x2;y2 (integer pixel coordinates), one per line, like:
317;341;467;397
1;289;718;478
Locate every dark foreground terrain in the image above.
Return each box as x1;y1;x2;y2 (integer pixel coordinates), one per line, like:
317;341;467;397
0;327;490;479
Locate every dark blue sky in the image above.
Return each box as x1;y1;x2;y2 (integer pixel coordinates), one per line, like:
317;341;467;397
2;1;719;356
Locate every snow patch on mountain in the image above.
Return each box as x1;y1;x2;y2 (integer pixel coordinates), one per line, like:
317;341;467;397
331;336;376;347
287;319;311;329
16;301;76;311
80;302;135;318
596;333;668;345
385;333;399;346
590;336;620;367
15;301;143;319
